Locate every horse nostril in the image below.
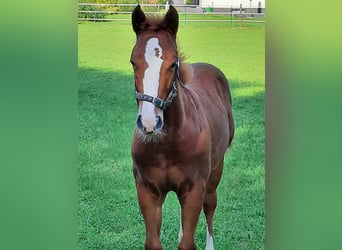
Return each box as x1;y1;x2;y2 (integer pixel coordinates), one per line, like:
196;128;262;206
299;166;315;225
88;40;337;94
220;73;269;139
145;130;153;134
155;116;163;131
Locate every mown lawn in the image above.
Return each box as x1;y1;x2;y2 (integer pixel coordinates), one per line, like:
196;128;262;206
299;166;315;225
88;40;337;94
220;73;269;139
79;20;264;249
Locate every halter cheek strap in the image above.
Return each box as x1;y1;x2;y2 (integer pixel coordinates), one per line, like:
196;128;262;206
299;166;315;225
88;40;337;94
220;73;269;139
135;59;179;111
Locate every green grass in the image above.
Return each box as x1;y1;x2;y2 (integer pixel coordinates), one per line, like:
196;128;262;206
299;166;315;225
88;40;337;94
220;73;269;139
79;21;264;249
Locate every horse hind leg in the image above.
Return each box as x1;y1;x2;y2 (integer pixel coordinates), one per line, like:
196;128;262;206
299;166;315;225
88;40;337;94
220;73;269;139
203;158;224;250
203;191;216;250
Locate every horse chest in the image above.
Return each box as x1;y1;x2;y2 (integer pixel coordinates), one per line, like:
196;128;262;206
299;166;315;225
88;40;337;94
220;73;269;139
132;130;211;196
133;154;208;198
133;128;210;166
133;142;206;168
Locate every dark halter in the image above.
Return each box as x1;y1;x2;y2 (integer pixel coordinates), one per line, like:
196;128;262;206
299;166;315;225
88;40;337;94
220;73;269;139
135;59;180;111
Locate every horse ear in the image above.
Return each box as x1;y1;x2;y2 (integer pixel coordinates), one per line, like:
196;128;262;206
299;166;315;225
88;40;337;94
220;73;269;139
164;5;179;36
132;5;146;34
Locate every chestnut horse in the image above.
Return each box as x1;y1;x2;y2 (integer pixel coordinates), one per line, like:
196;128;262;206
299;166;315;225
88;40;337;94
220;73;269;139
130;5;234;250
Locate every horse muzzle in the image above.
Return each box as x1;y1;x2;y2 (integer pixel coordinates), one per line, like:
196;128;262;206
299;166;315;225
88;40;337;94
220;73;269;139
136;114;164;134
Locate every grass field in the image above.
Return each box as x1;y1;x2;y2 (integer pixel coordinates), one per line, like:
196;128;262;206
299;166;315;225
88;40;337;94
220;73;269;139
79;20;264;249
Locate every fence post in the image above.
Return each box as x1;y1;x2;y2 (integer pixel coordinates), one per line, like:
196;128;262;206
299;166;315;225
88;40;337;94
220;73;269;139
184;5;187;24
230;6;233;28
240;4;242;28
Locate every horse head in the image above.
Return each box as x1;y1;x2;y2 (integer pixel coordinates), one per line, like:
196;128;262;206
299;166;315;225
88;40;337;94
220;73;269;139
130;5;179;142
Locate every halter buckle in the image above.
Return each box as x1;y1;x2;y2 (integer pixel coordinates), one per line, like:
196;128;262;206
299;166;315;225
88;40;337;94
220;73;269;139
152;97;164;109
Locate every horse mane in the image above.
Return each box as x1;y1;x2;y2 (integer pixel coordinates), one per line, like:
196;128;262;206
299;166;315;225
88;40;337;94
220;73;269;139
177;46;187;64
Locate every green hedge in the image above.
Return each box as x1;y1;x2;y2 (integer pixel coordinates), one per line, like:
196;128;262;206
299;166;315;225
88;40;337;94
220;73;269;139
78;0;168;20
78;5;106;20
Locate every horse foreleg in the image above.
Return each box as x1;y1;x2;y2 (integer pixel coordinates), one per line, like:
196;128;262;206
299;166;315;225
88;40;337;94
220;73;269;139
136;182;164;250
178;181;205;250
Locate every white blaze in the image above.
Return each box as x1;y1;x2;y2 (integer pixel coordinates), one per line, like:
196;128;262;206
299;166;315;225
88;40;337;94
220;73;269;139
141;37;163;130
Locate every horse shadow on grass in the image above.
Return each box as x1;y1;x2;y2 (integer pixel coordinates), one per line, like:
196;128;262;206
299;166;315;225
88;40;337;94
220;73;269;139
78;67;265;249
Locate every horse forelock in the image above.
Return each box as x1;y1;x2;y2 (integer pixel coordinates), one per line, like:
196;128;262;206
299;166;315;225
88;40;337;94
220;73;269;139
149;15;165;28
136;14;167;34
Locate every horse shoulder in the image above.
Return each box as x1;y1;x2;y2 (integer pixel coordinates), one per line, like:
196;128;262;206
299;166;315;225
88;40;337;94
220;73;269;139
182;62;234;154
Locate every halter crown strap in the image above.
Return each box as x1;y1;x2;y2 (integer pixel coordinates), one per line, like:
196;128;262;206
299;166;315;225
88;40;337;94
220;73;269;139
135;59;179;111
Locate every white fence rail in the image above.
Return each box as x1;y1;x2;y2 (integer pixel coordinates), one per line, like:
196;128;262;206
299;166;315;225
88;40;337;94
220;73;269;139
78;3;265;24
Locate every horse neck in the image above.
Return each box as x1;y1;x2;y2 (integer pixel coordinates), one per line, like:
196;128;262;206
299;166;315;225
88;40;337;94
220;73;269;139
164;81;186;131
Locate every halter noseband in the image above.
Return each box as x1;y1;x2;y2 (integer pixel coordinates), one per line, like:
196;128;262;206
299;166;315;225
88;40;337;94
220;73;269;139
135;59;180;111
